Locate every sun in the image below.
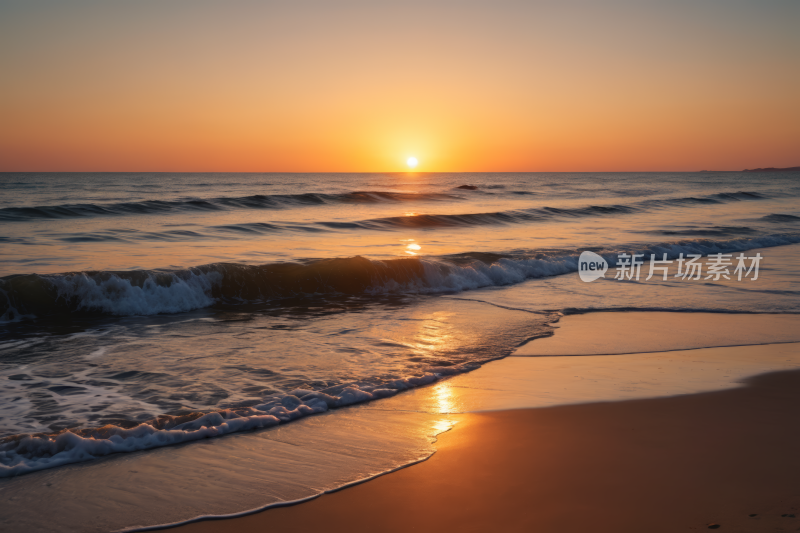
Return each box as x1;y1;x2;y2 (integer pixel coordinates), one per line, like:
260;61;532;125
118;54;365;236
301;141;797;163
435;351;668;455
406;156;418;169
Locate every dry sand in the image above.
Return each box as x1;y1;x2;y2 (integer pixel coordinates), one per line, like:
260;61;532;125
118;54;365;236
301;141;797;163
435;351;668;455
167;349;800;533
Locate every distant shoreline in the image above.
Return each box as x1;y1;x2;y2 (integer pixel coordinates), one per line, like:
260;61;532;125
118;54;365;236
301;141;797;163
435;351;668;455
743;166;800;172
700;166;800;172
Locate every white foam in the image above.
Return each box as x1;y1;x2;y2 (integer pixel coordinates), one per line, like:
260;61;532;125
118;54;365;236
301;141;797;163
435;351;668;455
0;363;476;478
46;270;220;316
0;366;165;437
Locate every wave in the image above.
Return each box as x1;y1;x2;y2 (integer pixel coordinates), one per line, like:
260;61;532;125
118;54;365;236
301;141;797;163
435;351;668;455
3;233;799;322
319;204;637;230
0;191;460;222
315;191;766;231
0;363;476;477
0;190;767;225
762;213;800;222
648;226;756;237
645;190;765;207
38;203;640;242
2;231;799;476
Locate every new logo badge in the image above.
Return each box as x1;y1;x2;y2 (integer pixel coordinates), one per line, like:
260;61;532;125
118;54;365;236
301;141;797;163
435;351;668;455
578;251;608;282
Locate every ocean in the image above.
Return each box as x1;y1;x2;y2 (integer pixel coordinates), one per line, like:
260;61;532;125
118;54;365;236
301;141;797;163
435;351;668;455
1;171;800;483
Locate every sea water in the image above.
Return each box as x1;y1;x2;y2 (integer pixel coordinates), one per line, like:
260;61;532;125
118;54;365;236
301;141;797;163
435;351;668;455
1;171;799;481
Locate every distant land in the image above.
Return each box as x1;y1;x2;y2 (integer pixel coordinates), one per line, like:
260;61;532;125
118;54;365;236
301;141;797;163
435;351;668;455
699;166;800;172
743;166;800;172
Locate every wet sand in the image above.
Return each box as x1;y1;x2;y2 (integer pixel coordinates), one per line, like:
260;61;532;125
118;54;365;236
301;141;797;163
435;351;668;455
168;349;800;533
515;311;800;356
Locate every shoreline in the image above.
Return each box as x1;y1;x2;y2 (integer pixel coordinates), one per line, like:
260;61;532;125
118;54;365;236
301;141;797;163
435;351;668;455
515;311;800;356
165;361;800;533
4;312;800;532
13;310;799;481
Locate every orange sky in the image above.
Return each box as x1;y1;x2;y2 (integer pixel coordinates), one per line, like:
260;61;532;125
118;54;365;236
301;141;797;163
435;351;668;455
1;1;798;172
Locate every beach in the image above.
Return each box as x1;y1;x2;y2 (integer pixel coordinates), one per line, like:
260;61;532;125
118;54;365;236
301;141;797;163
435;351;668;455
168;366;800;533
1;311;800;531
148;311;800;533
172;371;800;533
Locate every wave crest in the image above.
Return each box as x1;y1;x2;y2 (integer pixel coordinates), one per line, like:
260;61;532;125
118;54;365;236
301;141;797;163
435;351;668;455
2;233;798;322
0;191;459;222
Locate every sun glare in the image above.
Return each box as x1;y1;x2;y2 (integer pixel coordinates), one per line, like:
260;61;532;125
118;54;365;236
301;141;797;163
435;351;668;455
406;157;418;169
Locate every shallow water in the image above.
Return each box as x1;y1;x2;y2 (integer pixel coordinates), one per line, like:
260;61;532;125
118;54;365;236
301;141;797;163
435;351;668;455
1;171;799;479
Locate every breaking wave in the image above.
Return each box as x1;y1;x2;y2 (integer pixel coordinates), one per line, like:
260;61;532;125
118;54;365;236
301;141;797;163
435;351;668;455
3;233;799;322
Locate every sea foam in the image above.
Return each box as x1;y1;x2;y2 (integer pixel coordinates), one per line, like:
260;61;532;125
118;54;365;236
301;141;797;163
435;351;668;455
0;364;472;477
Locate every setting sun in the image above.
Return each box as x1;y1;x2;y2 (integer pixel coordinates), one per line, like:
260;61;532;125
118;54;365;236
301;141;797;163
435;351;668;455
406;157;418;169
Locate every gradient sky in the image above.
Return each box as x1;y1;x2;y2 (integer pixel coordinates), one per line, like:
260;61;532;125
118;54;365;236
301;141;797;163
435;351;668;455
1;0;798;172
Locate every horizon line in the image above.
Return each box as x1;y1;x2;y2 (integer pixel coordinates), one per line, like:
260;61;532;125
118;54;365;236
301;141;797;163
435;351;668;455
1;168;793;174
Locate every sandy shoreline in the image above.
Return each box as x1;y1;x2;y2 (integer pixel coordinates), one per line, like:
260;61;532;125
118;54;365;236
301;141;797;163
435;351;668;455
515;311;800;356
166;348;800;533
4;312;800;533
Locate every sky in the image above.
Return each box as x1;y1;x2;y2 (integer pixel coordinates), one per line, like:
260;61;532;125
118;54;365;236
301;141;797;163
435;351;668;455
1;0;798;172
